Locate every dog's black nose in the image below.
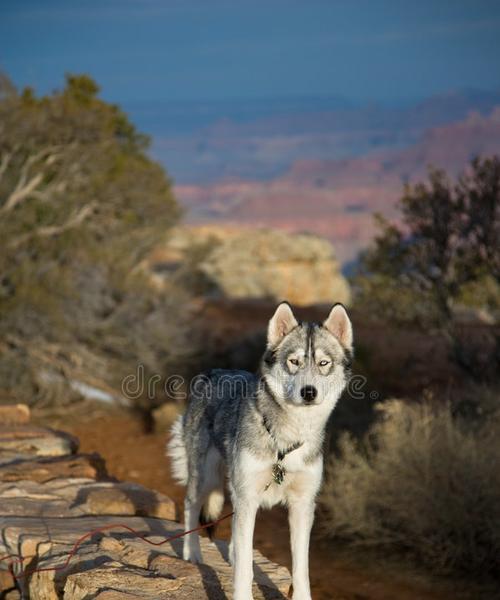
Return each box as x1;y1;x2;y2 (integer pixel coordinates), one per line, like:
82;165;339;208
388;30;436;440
300;385;317;404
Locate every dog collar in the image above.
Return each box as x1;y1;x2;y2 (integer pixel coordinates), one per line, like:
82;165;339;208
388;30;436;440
261;413;303;489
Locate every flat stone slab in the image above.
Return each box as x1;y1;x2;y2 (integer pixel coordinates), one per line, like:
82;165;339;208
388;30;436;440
0;453;108;483
0;426;78;466
0;569;16;594
63;562;206;600
0;404;30;426
0;421;290;600
0;515;290;599
0;478;177;520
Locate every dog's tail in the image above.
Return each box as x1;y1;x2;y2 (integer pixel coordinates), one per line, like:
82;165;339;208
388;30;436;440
167;413;225;539
200;488;225;540
167;415;188;485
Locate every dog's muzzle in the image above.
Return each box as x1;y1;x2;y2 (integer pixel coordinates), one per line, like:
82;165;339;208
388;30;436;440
300;385;317;404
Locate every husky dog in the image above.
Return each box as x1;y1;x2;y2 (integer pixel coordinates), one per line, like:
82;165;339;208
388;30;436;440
168;302;353;600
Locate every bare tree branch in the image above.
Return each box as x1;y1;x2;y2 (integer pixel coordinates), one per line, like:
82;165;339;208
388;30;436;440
0;151;12;183
9;202;96;248
0;146;64;214
1;172;44;214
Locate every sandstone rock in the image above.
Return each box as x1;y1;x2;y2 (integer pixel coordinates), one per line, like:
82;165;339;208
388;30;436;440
0;569;15;593
0;404;30;426
0;453;107;483
64;565;184;599
149;553;202;578
0;423;290;600
1;515;290;600
0;479;176;520
152;402;180;433
85;483;177;520
92;592;145;599
151;225;351;306
27;570;61;600
0;426;78;466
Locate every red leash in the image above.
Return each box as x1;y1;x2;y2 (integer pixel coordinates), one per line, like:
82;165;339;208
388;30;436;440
0;511;234;581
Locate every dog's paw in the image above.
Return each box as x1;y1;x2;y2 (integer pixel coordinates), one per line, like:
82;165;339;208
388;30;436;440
227;540;234;566
184;552;203;565
183;546;202;564
233;594;254;600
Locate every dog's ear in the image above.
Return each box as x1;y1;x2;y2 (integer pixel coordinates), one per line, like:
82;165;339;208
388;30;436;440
323;304;353;350
267;302;298;347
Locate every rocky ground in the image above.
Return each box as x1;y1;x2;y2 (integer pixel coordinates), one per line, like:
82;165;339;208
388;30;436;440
1;402;492;600
45;408;484;600
0;404;290;600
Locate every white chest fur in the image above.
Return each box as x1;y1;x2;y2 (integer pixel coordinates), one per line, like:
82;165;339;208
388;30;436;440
236;446;323;509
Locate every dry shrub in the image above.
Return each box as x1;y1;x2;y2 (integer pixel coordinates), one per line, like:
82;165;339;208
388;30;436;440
320;396;500;579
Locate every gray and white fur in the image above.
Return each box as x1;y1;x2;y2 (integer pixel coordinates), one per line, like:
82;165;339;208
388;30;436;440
167;302;353;600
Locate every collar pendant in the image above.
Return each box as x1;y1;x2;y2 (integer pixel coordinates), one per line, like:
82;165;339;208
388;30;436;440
272;462;286;485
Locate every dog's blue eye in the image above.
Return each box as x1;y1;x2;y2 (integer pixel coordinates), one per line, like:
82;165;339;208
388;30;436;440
318;360;330;367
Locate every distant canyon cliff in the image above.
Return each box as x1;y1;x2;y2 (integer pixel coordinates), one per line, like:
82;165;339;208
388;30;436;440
173;106;500;265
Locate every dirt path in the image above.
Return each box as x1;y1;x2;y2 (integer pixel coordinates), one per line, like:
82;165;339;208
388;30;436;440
55;411;473;600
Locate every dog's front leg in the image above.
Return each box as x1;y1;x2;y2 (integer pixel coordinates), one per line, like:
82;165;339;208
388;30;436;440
232;497;258;600
288;496;315;600
288;462;322;600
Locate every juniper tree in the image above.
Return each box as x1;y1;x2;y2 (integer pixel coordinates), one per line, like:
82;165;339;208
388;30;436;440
356;157;500;327
0;74;193;406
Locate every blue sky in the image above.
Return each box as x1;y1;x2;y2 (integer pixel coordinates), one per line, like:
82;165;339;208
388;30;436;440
1;0;500;105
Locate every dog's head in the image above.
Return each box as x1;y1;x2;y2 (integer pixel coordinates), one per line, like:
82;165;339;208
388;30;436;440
261;302;353;409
